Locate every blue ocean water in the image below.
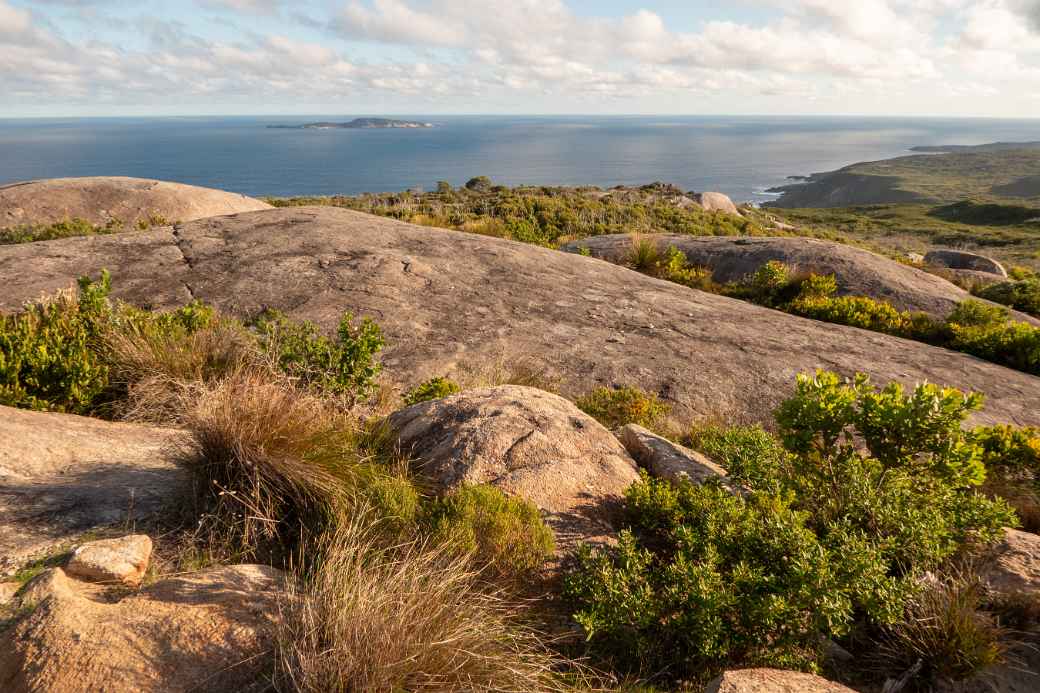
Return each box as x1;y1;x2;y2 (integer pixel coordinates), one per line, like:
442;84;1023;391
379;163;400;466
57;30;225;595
2;115;1039;204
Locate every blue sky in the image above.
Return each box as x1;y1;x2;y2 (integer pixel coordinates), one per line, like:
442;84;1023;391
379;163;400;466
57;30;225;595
4;0;1040;117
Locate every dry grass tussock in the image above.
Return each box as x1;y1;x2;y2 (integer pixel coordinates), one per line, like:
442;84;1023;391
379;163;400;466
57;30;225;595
273;520;586;693
176;370;372;561
455;353;562;394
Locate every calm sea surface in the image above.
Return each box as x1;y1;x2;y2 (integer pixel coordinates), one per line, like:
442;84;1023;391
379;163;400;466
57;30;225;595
2;115;1039;204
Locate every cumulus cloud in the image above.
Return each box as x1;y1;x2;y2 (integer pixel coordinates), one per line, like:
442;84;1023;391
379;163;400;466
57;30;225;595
2;0;1039;113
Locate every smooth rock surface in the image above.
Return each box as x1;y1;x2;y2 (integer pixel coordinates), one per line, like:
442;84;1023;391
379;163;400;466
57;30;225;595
66;535;153;586
562;234;1036;323
1;207;1039;428
0;176;271;229
617;424;736;489
0;405;189;575
0;564;283;693
388;385;640;547
705;668;858;693
925;248;1008;278
693;191;742;216
983;528;1040;594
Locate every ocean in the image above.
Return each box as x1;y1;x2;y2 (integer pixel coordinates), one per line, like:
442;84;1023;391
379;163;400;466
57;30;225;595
2;115;1039;204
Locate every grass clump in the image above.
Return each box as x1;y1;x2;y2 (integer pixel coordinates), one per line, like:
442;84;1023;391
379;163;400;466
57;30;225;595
567;370;1019;685
402;376;461;406
0;217;124;245
425;484;555;579
625;238;718;292
576;385;669;431
273;524;574;693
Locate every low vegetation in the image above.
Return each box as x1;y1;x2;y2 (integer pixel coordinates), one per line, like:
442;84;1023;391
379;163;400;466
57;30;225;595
974;275;1040;318
567;371;1022;687
269;181;764;246
576;385;670;431
0;215;169;244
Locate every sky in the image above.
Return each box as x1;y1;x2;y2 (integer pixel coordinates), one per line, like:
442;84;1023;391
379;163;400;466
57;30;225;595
3;0;1040;117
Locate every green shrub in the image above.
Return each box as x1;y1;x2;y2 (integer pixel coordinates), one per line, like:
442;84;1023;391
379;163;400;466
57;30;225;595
688;424;791;493
975;279;1040;317
576;386;669;431
973;424;1040;531
568;371;1019;683
403;376;461;406
426;484;555;578
465;176;493;192
0;217;124;245
565;477;876;680
946;307;1040;375
252;308;384;402
0;272;113;413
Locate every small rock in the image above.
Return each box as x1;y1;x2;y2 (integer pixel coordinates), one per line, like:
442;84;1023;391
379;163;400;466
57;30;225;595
705;668;858;692
67;535;153;587
16;568;78;608
0;581;19;606
692;191;742;216
618;424;739;492
982;528;1040;595
924;249;1007;278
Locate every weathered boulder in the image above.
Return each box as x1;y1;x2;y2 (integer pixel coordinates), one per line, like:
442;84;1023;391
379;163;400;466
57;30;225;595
562;234;1037;323
983;528;1040;595
617;424;736;490
0;405;189;575
705;668;858;693
0;176;271;229
693;191;742;216
388;385;640;547
925;249;1008;278
66;534;153;586
1;207;1039;429
0;564;283;693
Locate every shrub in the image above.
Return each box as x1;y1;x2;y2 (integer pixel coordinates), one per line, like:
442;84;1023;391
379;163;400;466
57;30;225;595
688;423;791;493
0;272;113;413
565;477;874;680
973;425;1040;531
403;376;461;406
0;217;124;245
576;385;669;431
975;279;1040;317
426;484;554;578
273;524;573;693
946;307;1040;375
252;308;384;402
465;176;494;192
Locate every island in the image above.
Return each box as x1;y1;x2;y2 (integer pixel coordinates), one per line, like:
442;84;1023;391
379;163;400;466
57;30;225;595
267;118;433;130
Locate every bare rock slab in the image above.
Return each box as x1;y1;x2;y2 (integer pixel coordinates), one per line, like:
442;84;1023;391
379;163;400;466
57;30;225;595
1;207;1039;429
0;405;189;576
705;668;858;693
388;385;640;549
66;534;153;586
618;424;738;490
983;528;1040;595
0;564;284;693
925;248;1008;278
0;176;271;229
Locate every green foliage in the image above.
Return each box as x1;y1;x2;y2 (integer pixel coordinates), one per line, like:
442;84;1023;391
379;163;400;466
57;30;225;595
0;217;124;245
435;180;453;194
252;309;384;402
0;272;113;413
946;300;1040;375
688;424;791;493
569;370;1021;683
973;279;1040;317
576;386;669;431
426;484;555;577
403;376;461;406
465;176;494;192
566;477;870;680
972;424;1040;531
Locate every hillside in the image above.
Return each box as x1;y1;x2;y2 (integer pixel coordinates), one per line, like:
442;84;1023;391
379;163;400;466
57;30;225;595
767;146;1040;207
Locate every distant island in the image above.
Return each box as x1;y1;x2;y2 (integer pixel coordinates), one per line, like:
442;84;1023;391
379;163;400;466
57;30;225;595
268;118;433;130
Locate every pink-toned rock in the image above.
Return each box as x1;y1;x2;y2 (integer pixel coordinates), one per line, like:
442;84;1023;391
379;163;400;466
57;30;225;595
983;528;1040;595
66;534;153;586
618;424;739;492
705;668;858;693
389;385;640;549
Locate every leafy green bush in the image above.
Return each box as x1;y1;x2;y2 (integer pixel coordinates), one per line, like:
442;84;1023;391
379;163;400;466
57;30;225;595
567;370;1019;683
465;176;493;192
576;385;669;431
975;279;1040;317
0;272;113;413
565;477;877;679
425;484;554;578
946;303;1040;375
252;308;384;402
403;376;461;406
973;424;1040;531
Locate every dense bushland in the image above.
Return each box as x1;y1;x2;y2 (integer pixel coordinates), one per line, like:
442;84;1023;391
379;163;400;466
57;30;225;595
566;371;1021;686
270;182;763;246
